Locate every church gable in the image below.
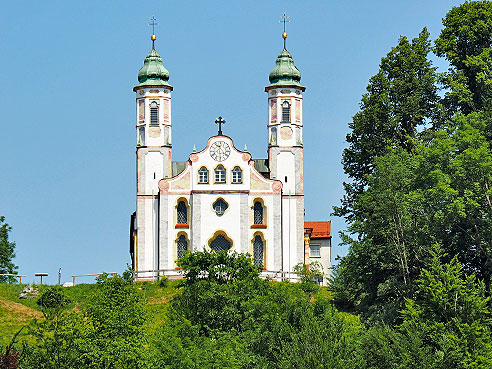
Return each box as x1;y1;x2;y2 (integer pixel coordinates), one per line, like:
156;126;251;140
161;135;281;194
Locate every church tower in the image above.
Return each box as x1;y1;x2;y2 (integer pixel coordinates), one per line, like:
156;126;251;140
265;29;305;275
133;30;173;276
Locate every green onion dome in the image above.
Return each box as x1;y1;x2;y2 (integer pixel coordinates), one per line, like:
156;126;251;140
267;47;303;88
135;47;172;88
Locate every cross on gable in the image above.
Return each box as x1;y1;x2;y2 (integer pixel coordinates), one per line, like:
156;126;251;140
215;116;226;136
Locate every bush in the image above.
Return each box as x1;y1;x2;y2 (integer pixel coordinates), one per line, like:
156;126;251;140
36;286;71;317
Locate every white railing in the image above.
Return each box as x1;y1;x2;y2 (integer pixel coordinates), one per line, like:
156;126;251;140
71;273;118;286
0;274;27;284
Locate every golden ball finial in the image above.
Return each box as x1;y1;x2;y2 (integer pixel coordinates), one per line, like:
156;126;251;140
151;34;156;41
282;32;287;39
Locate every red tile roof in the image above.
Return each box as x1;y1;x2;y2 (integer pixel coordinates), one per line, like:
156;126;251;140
304;221;331;239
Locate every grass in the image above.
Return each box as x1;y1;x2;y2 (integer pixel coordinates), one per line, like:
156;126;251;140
0;279;180;348
0;284;43;348
0;278;330;349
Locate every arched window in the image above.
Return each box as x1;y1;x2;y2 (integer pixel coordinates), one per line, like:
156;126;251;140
232;166;242;184
150;101;159;125
270;127;277;145
198;167;209;184
177;234;188;259
138;127;145;146
210;235;231;252
215;165;226;183
177;201;187;224
253;235;264;266
254;201;264;225
281;101;290;123
213;198;228;216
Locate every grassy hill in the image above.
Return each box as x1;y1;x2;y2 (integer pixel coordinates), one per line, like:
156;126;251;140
0;281;178;348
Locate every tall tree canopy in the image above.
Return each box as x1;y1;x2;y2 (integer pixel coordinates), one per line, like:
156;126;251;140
336;28;441;220
435;0;492;115
334;2;492;324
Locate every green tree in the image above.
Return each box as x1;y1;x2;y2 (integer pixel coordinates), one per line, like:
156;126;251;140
333;112;492;323
0;217;17;282
413;113;492;285
400;248;492;368
22;288;81;369
177;249;261;285
78;274;149;368
273;298;364;369
21;311;84;369
171;251;264;336
151;319;265;369
293;261;324;293
337;28;441;220
21;274;150;369
333;148;426;323
435;0;492;115
358;324;435;369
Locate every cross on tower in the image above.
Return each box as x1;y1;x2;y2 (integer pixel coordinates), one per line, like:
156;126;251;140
215;116;226;136
148;15;159;48
279;12;290;48
280;12;290;33
149;15;159;34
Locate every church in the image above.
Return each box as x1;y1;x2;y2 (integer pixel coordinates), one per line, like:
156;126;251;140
129;24;331;284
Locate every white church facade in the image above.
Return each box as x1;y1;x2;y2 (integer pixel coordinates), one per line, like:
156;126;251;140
129;29;331;284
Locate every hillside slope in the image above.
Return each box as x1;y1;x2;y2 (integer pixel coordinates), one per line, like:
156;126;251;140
0;281;177;348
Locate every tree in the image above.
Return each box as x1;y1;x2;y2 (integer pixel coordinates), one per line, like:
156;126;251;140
413;113;492;285
0;217;17;282
272;298;364;369
400;247;492;368
177;250;261;285
333;148;426;323
171;251;264;336
293;261;324;293
336;28;441;220
78;274;149;368
435;0;492;115
22;289;82;369
358;324;435;369
21;274;150;369
333;112;492;323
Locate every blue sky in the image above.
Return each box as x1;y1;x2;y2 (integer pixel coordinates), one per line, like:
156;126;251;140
1;0;463;284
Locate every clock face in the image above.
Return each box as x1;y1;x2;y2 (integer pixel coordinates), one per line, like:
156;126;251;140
209;141;231;162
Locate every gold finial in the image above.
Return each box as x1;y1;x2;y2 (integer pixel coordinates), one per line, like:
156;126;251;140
279;12;290;48
148;15;159;49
